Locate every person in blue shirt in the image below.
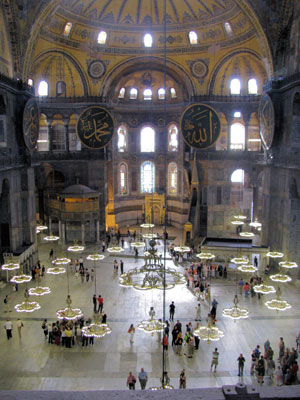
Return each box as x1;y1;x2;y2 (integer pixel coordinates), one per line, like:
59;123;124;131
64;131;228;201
138;368;148;390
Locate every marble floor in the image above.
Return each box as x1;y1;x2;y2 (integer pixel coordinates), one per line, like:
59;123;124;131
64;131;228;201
0;233;299;391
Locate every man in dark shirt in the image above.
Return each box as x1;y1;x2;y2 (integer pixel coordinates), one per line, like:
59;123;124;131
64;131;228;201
238;354;246;376
169;301;175;321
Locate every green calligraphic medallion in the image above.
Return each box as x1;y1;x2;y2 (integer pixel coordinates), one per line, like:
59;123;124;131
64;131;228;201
259;94;275;150
76;106;114;149
180;104;221;149
23;98;40;151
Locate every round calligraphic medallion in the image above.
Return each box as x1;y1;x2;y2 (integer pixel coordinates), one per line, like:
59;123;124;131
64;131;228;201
180;104;221;149
191;61;208;79
88;60;106;80
23;98;40;151
76;106;114;149
259;94;275;150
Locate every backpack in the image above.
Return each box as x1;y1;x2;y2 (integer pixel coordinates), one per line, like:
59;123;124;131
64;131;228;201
4;298;7;304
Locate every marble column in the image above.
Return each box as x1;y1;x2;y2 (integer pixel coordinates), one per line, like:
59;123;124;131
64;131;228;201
62;222;65;245
96;220;100;243
58;220;62;244
225;114;233;150
49;217;52;234
63;118;70;153
81;223;85;245
46;117;53;152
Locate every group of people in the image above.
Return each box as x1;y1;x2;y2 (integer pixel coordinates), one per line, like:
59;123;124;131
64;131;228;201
126;369;186;390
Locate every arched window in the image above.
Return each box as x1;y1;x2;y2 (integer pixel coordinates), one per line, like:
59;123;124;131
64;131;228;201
141;161;155;193
38;81;49;96
168;124;178;151
119;163;128;194
168;163;178;195
234;111;241;118
231;169;244;183
63;22;73;38
118;87;125;99
117;125;128;152
27;78;33;87
248;78;258;95
141;126;155;152
130;88;138;100
144;33;153;47
230;79;241;95
170;87;177;99
97;31;107;44
189;31;198;45
224;22;233;37
158;88;165;100
56;81;66;96
143;88;152;100
230;123;245;150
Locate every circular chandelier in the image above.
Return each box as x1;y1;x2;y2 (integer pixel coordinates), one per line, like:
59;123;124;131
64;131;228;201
138;318;166;334
150;384;174;391
196;252;215;260
279;261;298;269
265;298;291;312
231;257;249;265
253;284;276;294
36;224;48;231
222;295;248;321
1;262;20;271
140;223;155;229
239;232;255;238
174;246;190;253
131;241;145;248
237;264;258;273
47;266;66;275
28;286;51;296
15;289;40;313
269;274;292;283
143;233;157;239
266;251;284;258
249;220;262;229
81;321;112;338
86;254;105;261
231;220;244;225
67;242;85;252
53;258;71;265
56;295;83;321
10;274;32;284
233;215;247;220
43;235;59;242
107;246;124;253
193;323;224;343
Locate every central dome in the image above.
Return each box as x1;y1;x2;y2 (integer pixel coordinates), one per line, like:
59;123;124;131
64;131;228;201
60;0;237;30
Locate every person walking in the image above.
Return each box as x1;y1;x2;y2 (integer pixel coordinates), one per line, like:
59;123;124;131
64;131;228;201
4;295;11;313
162;334;169;351
128;324;135;343
210;298;218;321
97;295;104;313
179;369;186;389
211;348;219;372
169;301;175;321
4;319;13;340
42;319;48;338
16;318;23;338
126;371;136;390
93;294;97;312
238;354;246;376
120;260;124;274
278;337;285;361
195;303;201;321
138;368;148;390
49;248;54;260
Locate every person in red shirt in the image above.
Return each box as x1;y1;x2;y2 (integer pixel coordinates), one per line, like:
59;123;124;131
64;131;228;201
97;295;104;313
162;334;169;351
126;371;136;390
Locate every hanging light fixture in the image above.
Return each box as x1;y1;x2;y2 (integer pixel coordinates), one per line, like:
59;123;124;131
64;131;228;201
233;214;247;220
249;219;262;229
239;232;255;238
222;294;248;321
269;274;292;283
138;314;166;334
47;257;69;274
193;323;224;343
253;284;276;294
56;295;83;320
2;262;20;271
10;274;32;284
43;234;59;241
265;288;291;312
86;253;105;261
28;270;51;296
237;264;258;273
15;288;41;313
266;251;284;258
196;251;215;260
174;245;190;253
231;257;249;265
279;261;298;269
140;223;155;229
231;220;244;226
67;240;85;252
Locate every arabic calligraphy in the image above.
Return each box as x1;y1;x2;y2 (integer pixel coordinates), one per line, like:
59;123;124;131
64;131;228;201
77;106;114;149
180;104;221;149
259;94;274;150
23;99;40;151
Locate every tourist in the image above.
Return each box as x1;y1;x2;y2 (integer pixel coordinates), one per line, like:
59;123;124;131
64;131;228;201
195;303;201;321
42;319;48;338
279;337;285;361
237;354;245;376
256;355;265;384
175;332;183;355
162;334;168;351
93;294;97;312
4;319;13;340
3;295;11;313
169;301;175;321
128;324;135;343
16;318;23;338
138;368;148;390
126;371;136;390
211;348;219;372
179;369;186;389
275;365;283;386
120;260;124;274
97;295;104;313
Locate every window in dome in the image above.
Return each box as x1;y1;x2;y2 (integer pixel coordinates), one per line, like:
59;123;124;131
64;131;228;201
234;111;241;118
168;163;178;195
158;88;165;100
143;88;152;101
117;125;128;152
141;161;155;193
38;81;49;96
56;81;66;97
141;126;155;152
130;88;138;100
168;124;178;152
119;163;128;194
230;123;245;150
143;33;153;47
188;31;198;45
231;169;244;184
97;31;107;44
230;78;241;95
224;22;233;37
63;22;73;38
27;79;33;87
248;78;258;95
118;87;125;99
170;87;177;99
